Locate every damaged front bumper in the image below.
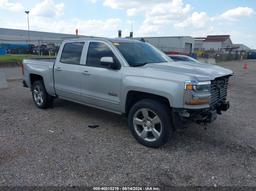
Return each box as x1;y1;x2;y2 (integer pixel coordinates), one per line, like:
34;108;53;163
174;100;230;126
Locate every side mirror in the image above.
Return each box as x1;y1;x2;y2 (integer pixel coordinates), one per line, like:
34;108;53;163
100;57;114;65
100;57;120;70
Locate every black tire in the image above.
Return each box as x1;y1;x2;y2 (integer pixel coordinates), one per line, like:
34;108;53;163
128;99;173;148
32;80;53;109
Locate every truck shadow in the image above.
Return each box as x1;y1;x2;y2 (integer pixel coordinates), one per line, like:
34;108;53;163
51;99;256;156
52;98;128;129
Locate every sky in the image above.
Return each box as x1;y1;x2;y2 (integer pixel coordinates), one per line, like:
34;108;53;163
0;0;255;48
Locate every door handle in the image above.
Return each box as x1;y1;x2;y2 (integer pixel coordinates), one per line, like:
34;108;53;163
56;67;62;71
82;71;91;76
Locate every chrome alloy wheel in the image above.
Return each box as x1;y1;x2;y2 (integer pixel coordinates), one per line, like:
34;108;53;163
133;108;162;142
33;85;44;106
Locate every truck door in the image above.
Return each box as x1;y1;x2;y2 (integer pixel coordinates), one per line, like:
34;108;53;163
80;41;122;112
54;42;86;101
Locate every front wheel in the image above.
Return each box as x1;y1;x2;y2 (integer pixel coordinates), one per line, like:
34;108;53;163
128;99;173;148
32;80;53;109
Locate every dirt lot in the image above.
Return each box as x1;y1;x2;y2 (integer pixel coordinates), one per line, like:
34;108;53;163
0;60;256;187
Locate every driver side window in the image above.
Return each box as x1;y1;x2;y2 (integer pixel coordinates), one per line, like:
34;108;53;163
86;42;117;68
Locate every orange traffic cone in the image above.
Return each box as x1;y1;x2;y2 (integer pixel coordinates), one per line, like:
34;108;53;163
243;63;248;70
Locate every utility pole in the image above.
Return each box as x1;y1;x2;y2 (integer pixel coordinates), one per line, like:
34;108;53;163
25;11;30;44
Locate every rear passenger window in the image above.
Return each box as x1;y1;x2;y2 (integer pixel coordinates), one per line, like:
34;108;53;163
86;42;116;68
60;42;84;65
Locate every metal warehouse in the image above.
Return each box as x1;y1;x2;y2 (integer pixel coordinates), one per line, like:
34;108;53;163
0;28;78;45
135;36;195;54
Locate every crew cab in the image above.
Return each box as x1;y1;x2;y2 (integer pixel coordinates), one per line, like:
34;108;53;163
23;37;233;147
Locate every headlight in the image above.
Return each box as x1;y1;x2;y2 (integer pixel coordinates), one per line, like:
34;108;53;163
184;80;211;105
185;81;211;92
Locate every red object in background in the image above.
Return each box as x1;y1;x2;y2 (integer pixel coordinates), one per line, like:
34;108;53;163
165;51;187;55
243;63;248;70
75;29;79;36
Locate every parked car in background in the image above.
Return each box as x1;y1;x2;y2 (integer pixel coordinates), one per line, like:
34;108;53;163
23;38;233;148
168;54;201;64
247;51;256;59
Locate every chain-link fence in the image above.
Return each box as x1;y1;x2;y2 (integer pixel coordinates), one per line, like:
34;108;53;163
194;50;252;62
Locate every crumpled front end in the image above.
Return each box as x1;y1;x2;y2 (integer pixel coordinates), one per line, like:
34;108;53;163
175;75;232;125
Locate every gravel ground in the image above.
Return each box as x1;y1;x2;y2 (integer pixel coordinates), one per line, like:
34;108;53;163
0;67;22;81
0;60;256;187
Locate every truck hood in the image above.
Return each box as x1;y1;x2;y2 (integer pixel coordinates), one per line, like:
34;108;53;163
144;61;233;81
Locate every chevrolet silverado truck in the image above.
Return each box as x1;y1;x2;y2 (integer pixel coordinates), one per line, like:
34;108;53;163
23;38;233;148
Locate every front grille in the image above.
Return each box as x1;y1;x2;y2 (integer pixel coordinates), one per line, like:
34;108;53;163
210;76;229;107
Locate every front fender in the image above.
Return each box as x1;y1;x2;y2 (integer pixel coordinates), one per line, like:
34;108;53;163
121;76;184;112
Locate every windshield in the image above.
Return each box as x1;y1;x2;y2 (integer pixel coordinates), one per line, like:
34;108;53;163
114;42;169;67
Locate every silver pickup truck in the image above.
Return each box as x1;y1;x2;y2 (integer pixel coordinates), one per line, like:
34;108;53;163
23;37;233;147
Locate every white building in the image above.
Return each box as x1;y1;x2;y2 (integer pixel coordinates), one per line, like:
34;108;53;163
0;28;80;45
135;36;195;54
194;37;205;51
232;44;251;52
195;35;233;52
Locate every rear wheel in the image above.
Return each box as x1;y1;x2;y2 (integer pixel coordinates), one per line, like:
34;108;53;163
128;99;173;148
32;80;53;109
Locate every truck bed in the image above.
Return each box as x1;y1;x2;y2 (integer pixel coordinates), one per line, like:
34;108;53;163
23;58;56;95
24;58;56;62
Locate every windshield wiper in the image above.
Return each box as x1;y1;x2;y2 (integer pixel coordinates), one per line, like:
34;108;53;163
132;61;168;67
132;62;149;67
